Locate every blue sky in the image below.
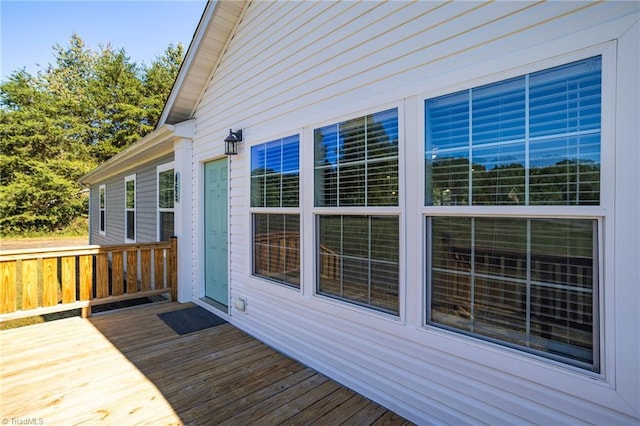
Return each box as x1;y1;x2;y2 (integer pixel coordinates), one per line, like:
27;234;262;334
1;0;207;82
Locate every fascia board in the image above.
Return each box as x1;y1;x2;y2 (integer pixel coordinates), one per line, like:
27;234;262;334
80;124;176;185
157;1;219;126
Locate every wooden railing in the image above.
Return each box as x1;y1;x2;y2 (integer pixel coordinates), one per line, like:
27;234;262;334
0;237;177;321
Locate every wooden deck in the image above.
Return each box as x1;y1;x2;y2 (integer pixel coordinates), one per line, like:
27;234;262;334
1;302;412;425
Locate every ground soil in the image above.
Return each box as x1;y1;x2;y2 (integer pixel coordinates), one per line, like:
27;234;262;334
0;236;89;251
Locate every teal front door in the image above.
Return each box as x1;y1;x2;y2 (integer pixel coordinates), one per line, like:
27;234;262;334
204;158;228;307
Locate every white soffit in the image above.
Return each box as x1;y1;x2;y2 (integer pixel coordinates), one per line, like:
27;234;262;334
159;0;247;126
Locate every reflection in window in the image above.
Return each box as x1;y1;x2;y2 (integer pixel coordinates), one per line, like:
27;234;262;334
314;109;401;315
251;136;300;288
429;217;597;370
315;108;399;207
125;175;135;242
425;56;603;371
318;215;399;315
425;56;601;206
99;184;106;234
251;135;299;208
254;214;300;287
158;167;174;241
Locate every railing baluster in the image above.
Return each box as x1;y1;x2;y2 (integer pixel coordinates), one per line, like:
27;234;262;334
79;255;93;301
21;259;38;310
0;261;17;313
42;258;58;307
126;250;137;294
61;257;76;304
96;253;109;298
154;249;164;290
141;250;151;292
112;251;124;296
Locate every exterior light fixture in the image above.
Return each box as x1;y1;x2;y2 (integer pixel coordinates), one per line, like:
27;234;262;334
224;129;243;155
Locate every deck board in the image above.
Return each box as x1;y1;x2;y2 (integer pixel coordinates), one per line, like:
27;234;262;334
0;302;412;425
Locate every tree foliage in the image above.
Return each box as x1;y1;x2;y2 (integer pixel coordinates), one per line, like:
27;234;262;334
0;34;183;235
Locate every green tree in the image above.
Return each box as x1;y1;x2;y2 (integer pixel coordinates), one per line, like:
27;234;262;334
142;43;184;124
89;47;147;162
0;34;184;235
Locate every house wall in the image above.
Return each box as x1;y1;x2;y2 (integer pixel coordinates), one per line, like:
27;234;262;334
187;1;639;423
89;153;174;245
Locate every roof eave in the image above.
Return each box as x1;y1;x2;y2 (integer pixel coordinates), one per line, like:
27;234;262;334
80;124;177;185
157;0;247;126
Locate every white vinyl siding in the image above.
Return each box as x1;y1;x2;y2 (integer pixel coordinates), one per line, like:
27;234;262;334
188;1;639;423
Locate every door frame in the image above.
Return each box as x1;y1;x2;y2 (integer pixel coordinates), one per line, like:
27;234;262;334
200;156;230;313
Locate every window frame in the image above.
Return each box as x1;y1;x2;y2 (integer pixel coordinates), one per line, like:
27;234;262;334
311;104;405;318
124;174;136;243
249;134;302;290
157;162;175;242
98;184;106;236
419;45;615;376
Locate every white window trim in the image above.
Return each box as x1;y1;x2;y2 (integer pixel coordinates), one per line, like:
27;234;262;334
98;184;106;236
305;103;406;320
157;162;175;242
125;174;136;243
247;134;302;291
416;43;615;385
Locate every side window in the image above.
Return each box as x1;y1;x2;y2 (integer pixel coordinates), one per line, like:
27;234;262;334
425;56;602;371
314;108;400;315
125;174;136;242
250;135;300;288
157;164;175;241
99;184;106;235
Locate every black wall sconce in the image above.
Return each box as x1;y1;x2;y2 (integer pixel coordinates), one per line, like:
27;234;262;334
224;129;243;155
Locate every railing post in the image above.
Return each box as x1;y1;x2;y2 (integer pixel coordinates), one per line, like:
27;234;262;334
170;237;178;302
79;255;93;318
21;259;38;311
0;262;16;313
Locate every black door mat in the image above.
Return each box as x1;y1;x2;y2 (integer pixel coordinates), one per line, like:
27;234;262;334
158;306;227;335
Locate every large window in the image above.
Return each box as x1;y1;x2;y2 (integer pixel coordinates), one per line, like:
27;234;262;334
158;164;175;241
425;56;601;370
99;184;106;235
251;135;300;288
125;174;136;242
315;108;400;315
